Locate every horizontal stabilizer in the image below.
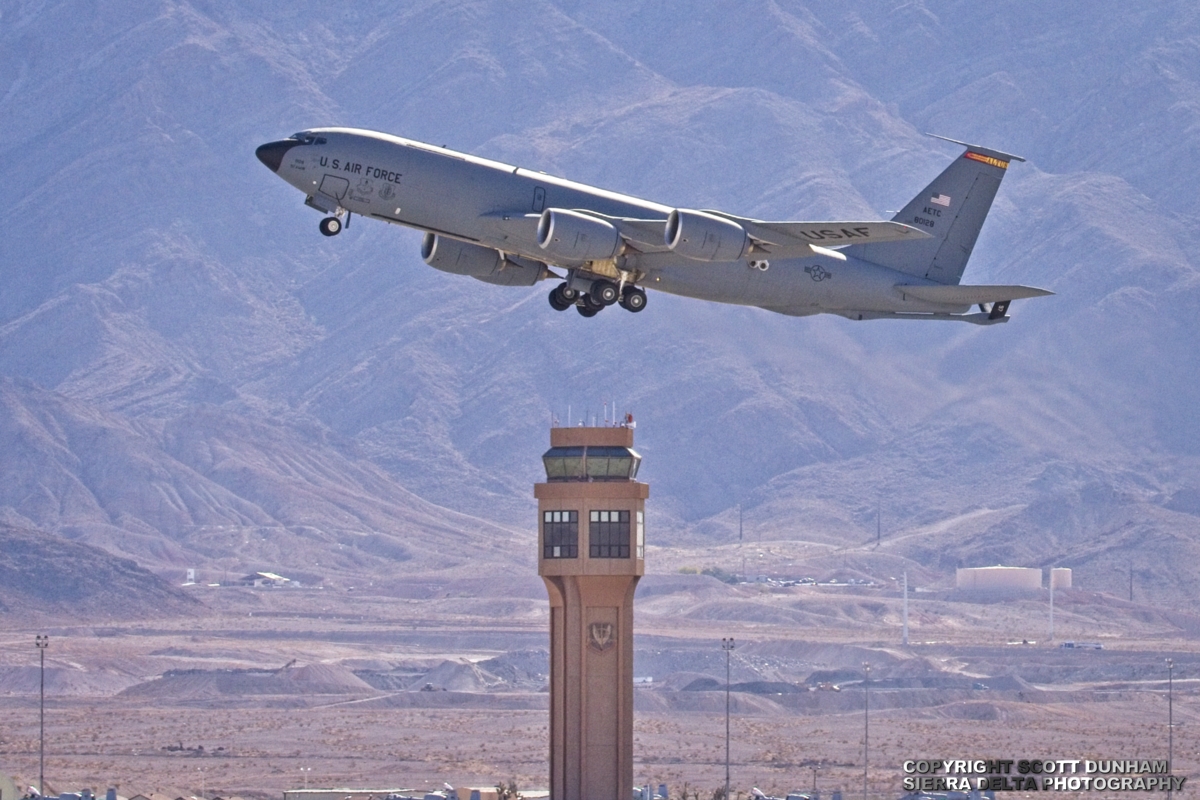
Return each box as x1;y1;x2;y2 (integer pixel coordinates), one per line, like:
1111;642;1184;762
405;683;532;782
825;310;1011;325
894;284;1054;304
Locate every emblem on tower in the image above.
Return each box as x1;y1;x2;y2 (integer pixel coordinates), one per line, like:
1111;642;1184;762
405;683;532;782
588;621;615;652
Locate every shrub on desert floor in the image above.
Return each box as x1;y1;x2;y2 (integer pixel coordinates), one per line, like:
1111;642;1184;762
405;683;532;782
494;780;522;800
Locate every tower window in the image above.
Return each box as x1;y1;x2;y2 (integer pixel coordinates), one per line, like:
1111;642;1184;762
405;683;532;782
543;510;578;558
589;510;630;558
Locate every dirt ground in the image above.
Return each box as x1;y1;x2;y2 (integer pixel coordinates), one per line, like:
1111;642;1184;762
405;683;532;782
1;574;1197;800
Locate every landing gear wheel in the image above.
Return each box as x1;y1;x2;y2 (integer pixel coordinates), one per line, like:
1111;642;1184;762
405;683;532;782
319;217;342;237
558;283;579;303
619;286;647;312
549;285;572;311
590;279;620;306
577;293;605;317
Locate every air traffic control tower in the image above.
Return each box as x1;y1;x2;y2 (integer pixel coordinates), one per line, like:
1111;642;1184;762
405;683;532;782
535;422;647;800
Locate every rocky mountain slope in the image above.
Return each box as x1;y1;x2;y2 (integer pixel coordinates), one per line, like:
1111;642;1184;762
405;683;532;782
0;523;199;619
0;0;1198;604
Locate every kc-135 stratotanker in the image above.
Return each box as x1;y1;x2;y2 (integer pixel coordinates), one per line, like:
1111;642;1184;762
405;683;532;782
255;129;1051;322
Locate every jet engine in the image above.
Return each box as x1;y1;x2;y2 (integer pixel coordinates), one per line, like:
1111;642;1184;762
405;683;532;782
665;209;749;262
537;208;621;262
421;233;543;286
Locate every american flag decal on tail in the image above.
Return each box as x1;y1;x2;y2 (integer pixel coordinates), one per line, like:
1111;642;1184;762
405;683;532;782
931;193;951;207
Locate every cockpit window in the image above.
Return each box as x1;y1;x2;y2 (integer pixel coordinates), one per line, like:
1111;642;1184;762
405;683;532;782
289;132;327;145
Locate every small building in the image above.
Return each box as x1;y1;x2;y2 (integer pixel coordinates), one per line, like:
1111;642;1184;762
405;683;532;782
956;565;1042;591
237;571;290;587
1050;567;1072;589
282;789;416;800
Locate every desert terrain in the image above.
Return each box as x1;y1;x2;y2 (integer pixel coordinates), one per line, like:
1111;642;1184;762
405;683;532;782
2;539;1197;800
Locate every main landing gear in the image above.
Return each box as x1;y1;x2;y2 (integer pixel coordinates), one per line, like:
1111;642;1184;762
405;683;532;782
547;281;647;316
319;211;350;237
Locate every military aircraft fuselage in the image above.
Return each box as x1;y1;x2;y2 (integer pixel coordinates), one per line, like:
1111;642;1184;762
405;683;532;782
256;128;1049;322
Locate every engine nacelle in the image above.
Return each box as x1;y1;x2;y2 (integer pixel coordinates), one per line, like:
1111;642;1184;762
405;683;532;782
665;209;749;262
537;208;621;262
421;233;542;286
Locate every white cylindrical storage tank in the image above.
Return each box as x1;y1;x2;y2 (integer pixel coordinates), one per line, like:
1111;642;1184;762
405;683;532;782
1050;567;1072;589
956;565;1043;591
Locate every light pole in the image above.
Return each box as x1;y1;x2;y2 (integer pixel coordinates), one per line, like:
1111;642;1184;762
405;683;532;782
197;767;205;800
811;764;820;798
1049;577;1055;642
36;634;48;797
301;767;311;790
722;638;736;800
863;661;870;800
1167;658;1174;800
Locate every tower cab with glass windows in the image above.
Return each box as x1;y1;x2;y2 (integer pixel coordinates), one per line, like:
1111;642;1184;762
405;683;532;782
535;424;647;579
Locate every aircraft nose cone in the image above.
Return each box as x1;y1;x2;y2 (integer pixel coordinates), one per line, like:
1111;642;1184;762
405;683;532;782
255;139;299;173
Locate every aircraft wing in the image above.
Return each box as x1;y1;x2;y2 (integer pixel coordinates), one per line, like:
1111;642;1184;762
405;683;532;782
480;212;542;250
710;214;930;246
482;210;931;262
606;217;673;250
481;212;675;254
577;213;671;251
597;211;931;259
894;284;1054;304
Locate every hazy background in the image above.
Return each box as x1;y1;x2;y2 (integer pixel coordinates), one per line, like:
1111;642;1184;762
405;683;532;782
2;0;1199;605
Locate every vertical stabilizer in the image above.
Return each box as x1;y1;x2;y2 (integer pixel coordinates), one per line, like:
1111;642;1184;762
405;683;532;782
846;138;1023;285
